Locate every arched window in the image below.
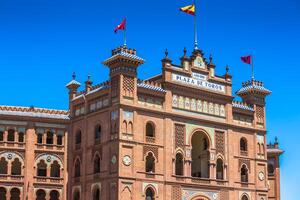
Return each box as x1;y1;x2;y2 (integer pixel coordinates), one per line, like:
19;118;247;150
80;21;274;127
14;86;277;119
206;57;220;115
146;122;155;138
261;144;265;155
95;125;101;140
50;190;60;200
7;129;15;142
46;131;54;145
57;135;63;145
75;130;81;145
36;189;46;200
93;187;100;200
240;138;247;152
18;132;24;143
241;194;249;200
216;158;224;180
257;143;261;154
191;132;210;178
10;188;20;200
145;152;155;173
268;163;274;175
241;164;248;183
0;157;8;174
11;158;22;175
74;159;81;177
145;187;155;200
94;155;101;174
50;161;61;178
0;131;3;141
175;153;183;176
37;160;47;177
73;190;80;200
37;134;43;144
0;187;6;200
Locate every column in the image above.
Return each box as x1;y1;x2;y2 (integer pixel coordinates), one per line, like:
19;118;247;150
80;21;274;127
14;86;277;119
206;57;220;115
24;123;36;200
43;133;46;144
15;130;18;143
53;134;57;146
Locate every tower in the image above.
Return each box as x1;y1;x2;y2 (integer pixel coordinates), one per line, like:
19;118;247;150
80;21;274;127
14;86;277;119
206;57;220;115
102;46;145;105
267;138;284;200
236;79;271;129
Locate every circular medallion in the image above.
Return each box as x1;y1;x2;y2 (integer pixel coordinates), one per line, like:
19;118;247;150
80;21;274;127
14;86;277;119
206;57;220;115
212;193;218;200
111;155;117;165
123;155;131;166
46;156;52;162
7;153;13;160
258;171;265;181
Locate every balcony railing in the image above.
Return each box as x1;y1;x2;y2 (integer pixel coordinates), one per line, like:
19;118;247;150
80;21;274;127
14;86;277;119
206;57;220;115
146;136;155;143
36;143;65;151
34;176;63;185
240;150;248;157
0;141;25;149
0;174;24;182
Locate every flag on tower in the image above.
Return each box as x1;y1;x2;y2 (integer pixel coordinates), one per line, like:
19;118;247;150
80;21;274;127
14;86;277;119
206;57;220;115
114;18;126;33
241;55;252;65
179;4;196;16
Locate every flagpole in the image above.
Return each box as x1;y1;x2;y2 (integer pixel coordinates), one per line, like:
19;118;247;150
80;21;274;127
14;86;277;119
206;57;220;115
124;28;127;47
124;18;127;47
251;54;254;80
194;0;198;50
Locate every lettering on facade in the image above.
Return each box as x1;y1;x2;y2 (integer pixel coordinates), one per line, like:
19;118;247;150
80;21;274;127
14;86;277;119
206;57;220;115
172;73;225;93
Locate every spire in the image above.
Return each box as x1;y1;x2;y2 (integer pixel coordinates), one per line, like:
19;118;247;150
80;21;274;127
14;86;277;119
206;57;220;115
66;72;81;90
85;73;93;92
162;48;172;63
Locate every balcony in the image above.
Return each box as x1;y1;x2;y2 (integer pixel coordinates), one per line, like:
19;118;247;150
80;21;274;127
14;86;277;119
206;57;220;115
240;150;248;157
35;143;65;151
0;141;25;149
34;176;64;185
0;174;24;183
146;136;155;143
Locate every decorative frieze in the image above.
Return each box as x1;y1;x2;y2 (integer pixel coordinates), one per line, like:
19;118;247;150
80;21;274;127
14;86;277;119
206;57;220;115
172;95;225;117
138;95;163;109
89;96;109;113
233;114;253;126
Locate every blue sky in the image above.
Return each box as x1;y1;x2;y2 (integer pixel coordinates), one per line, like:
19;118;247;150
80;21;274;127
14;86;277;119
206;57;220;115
0;0;299;198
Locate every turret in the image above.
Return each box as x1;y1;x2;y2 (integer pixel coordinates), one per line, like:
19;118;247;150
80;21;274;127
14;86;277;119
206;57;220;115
85;74;93;93
66;72;81;101
102;46;144;102
236;79;271;128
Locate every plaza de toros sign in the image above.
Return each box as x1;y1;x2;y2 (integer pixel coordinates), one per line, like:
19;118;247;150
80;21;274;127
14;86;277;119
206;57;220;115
172;72;226;93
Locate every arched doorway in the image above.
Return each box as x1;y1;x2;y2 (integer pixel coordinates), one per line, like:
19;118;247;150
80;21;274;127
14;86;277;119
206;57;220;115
50;190;60;200
36;189;46;200
145;187;155;200
10;188;20;200
191;131;210;178
93;187;100;200
0;187;6;200
73;190;80;200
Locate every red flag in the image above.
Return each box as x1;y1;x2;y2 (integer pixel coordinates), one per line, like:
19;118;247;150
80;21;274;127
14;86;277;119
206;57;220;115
114;19;126;33
241;55;252;65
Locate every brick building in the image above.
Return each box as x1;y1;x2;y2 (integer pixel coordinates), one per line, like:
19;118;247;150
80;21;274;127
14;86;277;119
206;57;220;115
65;46;283;200
0;44;283;200
0;106;69;200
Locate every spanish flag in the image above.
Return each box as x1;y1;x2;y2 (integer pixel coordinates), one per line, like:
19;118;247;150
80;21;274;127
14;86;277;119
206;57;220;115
180;4;195;16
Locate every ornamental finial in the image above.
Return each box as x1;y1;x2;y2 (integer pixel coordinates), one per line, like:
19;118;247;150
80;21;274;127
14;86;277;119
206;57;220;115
209;54;213;64
183;47;187;57
72;72;76;80
165;48;169;58
226;65;229;74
